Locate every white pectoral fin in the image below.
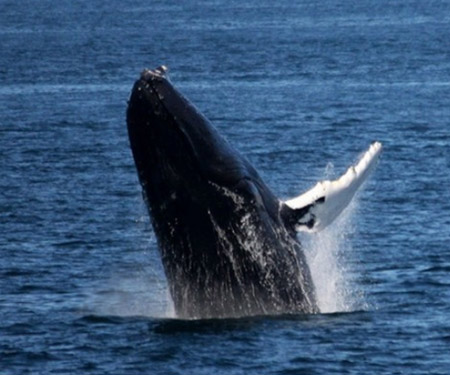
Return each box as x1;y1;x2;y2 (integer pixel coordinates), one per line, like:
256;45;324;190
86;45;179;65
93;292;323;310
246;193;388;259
284;142;382;233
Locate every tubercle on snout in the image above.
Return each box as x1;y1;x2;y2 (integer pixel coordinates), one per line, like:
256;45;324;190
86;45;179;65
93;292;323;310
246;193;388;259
140;65;169;82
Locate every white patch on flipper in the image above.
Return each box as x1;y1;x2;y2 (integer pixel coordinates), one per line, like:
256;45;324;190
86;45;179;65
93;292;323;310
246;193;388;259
285;142;382;232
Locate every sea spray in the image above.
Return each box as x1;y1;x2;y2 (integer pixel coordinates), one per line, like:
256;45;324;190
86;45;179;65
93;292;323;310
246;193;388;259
89;204;363;318
301;198;365;313
90;169;368;318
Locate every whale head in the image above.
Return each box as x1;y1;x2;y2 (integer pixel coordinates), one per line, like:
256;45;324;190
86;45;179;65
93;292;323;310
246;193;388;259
127;66;251;193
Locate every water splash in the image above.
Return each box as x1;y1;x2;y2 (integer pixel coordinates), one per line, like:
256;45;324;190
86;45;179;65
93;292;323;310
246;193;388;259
87;175;368;318
301;197;366;313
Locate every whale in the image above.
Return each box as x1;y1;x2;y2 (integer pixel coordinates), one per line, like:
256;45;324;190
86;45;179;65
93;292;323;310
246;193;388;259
126;66;382;319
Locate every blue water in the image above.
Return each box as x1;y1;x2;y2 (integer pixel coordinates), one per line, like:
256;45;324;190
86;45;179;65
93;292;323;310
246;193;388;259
1;0;450;373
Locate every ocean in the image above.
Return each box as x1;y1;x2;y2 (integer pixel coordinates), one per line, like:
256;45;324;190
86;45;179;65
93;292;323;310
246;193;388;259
1;0;450;374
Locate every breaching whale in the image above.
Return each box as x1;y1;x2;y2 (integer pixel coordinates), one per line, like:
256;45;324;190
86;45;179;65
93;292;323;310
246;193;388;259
126;66;381;319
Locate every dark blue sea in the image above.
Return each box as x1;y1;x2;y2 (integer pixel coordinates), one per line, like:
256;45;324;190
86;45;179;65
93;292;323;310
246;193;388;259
1;0;450;374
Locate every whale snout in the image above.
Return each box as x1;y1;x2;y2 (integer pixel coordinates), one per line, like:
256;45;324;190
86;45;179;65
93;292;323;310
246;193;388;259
129;66;171;121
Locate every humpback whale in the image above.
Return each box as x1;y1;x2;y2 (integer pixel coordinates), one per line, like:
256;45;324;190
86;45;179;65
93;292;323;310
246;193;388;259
126;66;381;319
